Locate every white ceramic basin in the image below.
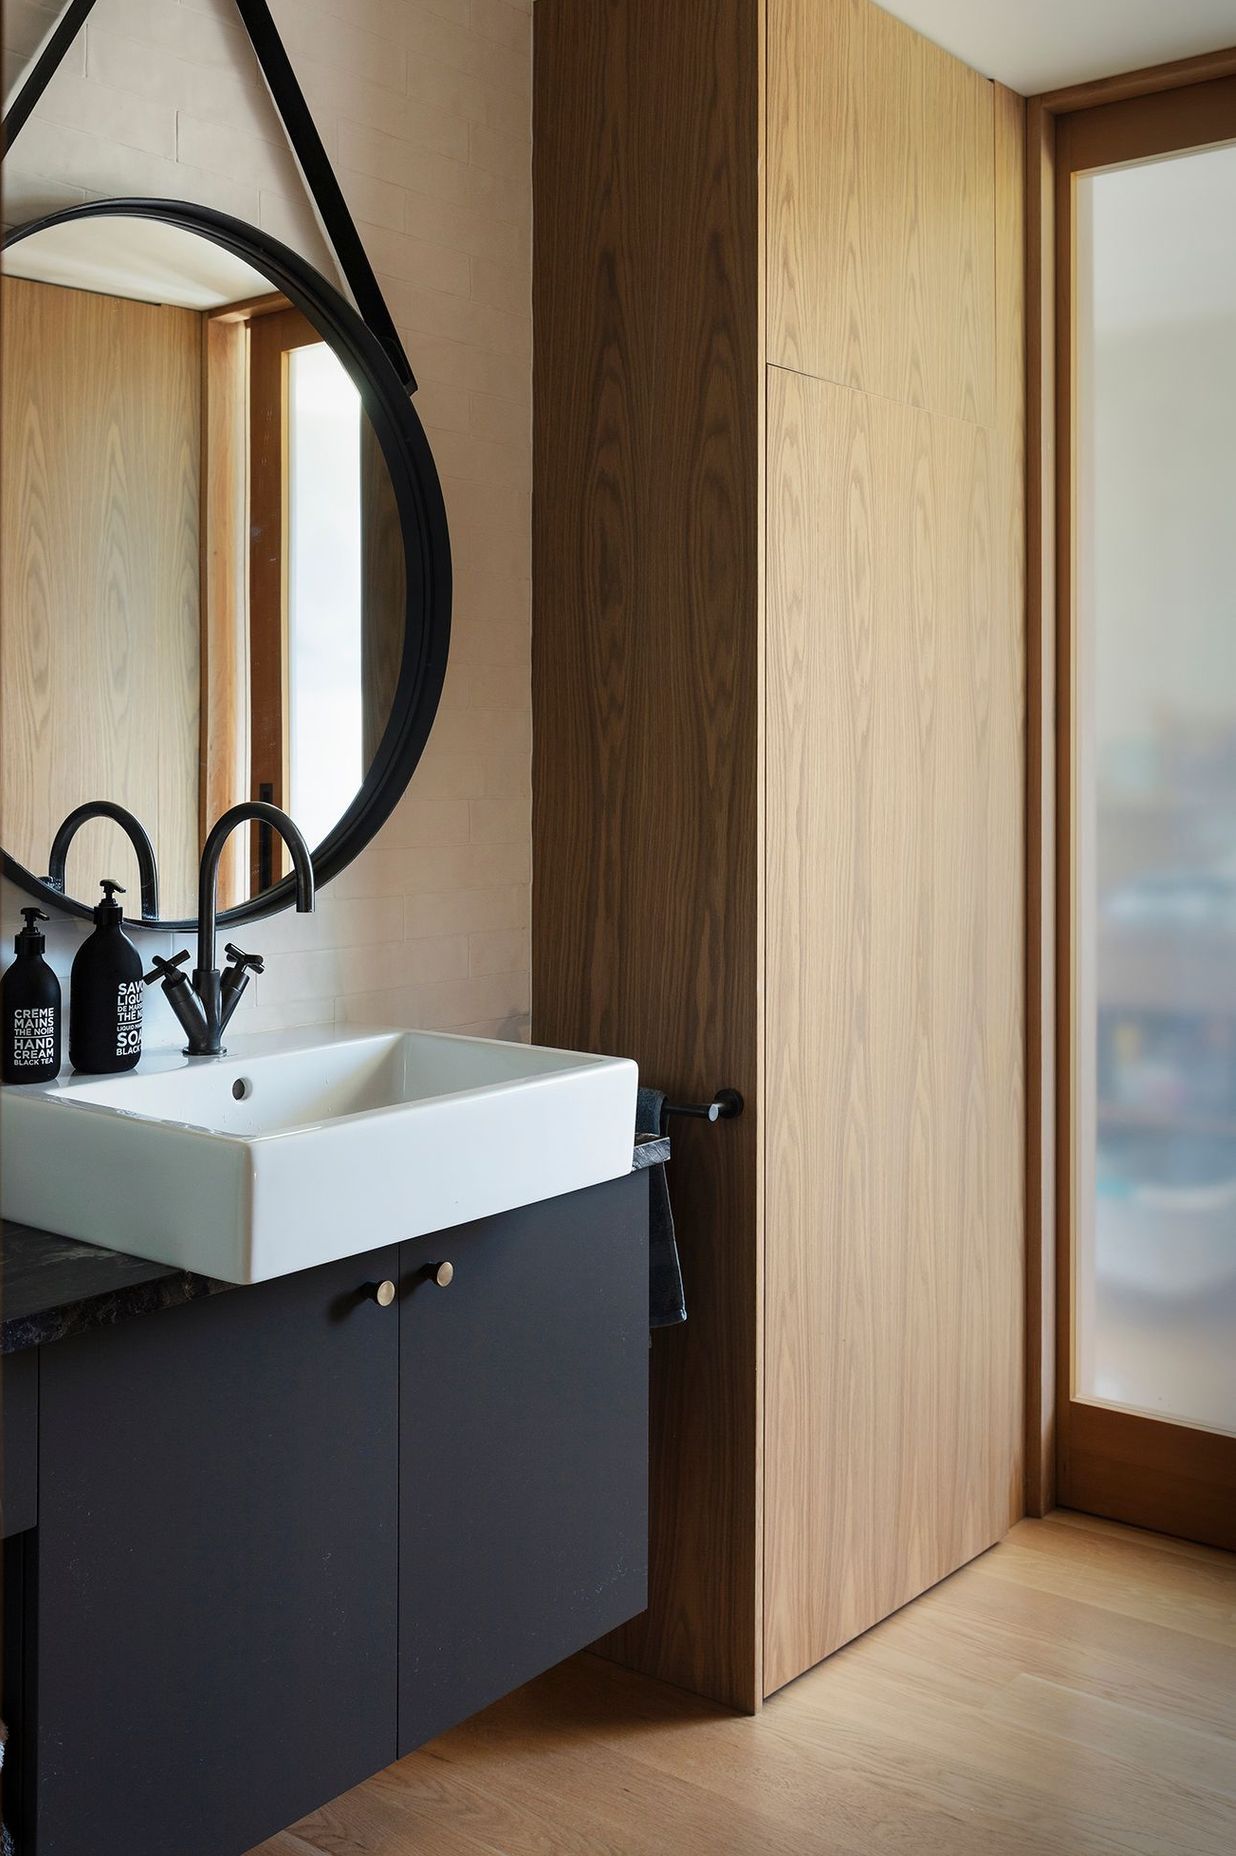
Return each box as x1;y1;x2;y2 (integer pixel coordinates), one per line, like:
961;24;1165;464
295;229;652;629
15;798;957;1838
0;1028;638;1283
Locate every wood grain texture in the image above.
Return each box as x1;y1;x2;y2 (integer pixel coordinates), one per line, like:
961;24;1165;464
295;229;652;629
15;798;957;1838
762;364;1025;1692
1057;71;1236;172
1039;42;1236;112
534;0;1025;1710
762;12;1024;1697
201;315;249;911
249;1513;1236;1856
1061;1405;1236;1553
766;0;995;425
248;305;321;890
1025;97;1058;1517
532;0;763;1711
248;308;298;819
0;276;201;916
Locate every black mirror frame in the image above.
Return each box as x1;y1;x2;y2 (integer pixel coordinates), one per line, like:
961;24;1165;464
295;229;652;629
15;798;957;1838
0;197;452;933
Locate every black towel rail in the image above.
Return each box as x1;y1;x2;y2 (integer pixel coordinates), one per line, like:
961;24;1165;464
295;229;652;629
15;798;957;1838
662;1088;744;1130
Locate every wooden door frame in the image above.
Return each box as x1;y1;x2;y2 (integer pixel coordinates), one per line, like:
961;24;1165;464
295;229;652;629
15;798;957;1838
246;300;319;891
1025;44;1236;1520
199;291;297;906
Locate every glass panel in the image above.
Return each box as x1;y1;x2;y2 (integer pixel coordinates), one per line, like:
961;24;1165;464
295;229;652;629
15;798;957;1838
1073;143;1236;1436
286;341;365;852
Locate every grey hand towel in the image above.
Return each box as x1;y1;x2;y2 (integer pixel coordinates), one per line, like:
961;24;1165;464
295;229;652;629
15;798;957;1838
636;1086;687;1328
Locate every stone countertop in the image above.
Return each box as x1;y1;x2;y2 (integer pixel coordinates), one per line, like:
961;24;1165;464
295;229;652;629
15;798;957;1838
1;1222;231;1355
631;1132;670;1171
1;1135;672;1355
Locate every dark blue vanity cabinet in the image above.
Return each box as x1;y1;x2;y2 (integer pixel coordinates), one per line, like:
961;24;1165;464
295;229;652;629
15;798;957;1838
398;1184;649;1752
3;1171;649;1856
32;1245;402;1856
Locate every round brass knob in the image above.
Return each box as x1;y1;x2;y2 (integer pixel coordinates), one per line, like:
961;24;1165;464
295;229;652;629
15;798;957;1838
372;1280;396;1307
432;1261;454;1289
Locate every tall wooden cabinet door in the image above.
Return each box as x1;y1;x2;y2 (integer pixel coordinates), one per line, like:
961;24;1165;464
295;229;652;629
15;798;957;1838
398;1174;649;1755
763;364;1024;1690
34;1249;400;1856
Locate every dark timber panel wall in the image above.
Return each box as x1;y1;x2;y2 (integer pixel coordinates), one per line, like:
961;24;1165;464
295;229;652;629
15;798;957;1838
531;0;763;1711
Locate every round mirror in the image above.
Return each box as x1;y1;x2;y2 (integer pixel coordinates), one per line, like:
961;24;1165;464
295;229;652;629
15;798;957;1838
0;200;450;929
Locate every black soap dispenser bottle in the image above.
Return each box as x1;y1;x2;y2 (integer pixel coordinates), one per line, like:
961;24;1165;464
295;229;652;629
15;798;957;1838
2;907;62;1083
70;880;144;1074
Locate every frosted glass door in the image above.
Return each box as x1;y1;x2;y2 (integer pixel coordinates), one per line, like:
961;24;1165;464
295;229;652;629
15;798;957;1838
1073;142;1236;1437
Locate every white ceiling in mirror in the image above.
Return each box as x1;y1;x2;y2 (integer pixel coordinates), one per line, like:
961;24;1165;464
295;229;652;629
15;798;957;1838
875;0;1236;94
3;215;272;310
0;0;345;298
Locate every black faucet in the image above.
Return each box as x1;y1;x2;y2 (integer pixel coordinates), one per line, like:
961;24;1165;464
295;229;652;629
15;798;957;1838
145;802;315;1057
44;802;160;920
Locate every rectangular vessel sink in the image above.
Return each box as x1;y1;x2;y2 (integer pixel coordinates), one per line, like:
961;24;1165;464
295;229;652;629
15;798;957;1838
0;1028;638;1282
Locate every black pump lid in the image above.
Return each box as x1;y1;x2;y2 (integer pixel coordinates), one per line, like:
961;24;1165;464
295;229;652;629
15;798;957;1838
16;906;50;953
94;879;126;926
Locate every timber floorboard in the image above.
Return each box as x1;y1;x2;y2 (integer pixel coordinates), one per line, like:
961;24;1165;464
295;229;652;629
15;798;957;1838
251;1513;1236;1855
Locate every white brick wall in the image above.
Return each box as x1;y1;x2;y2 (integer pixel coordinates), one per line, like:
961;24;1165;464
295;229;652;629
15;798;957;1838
1;0;532;1047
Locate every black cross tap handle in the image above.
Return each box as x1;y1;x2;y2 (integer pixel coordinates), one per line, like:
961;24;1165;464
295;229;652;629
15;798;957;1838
144;949;191;987
224;943;266;977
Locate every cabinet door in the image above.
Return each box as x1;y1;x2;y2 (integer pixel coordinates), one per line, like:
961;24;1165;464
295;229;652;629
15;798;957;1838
34;1248;400;1856
398;1172;648;1753
2;1348;37;1539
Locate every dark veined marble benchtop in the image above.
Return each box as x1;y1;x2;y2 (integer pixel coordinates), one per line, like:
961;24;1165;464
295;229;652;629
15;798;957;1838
0;1135;671;1356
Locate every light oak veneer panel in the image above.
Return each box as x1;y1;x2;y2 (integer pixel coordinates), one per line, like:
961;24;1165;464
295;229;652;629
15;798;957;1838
533;0;1025;1711
766;0;995;427
763;366;1024;1691
1;275;201;916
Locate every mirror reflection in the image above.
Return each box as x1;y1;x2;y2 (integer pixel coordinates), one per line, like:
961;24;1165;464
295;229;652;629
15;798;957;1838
1;215;406;921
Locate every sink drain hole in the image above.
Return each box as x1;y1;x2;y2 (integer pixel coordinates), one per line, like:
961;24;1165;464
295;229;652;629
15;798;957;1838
232;1077;253;1101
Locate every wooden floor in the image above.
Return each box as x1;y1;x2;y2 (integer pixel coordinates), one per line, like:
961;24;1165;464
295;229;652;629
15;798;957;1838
254;1512;1236;1856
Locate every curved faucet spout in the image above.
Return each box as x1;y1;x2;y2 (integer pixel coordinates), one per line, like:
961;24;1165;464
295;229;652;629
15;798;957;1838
46;801;160;919
197;801;315;978
145;802;314;1058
